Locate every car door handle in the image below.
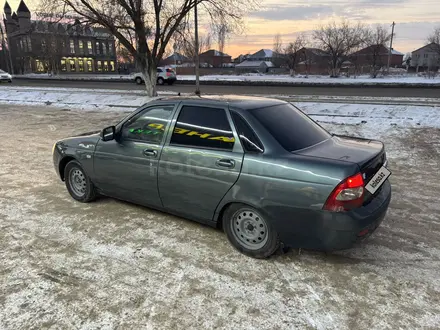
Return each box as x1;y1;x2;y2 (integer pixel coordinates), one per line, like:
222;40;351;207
143;149;158;157
216;159;235;168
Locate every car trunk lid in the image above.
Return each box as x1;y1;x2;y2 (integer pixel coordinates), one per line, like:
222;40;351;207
296;135;387;201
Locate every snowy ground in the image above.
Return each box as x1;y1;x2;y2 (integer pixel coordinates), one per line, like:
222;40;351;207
1;101;440;329
179;73;440;86
1;86;440;112
13;72;440;86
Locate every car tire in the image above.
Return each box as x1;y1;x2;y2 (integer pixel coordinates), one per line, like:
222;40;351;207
157;77;165;85
223;203;280;259
64;160;96;203
8;80;12;83
135;77;143;85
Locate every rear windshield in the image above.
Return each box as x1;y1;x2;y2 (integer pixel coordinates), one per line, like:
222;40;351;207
250;103;331;152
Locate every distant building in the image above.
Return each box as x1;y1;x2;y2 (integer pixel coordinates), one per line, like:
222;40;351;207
235;60;274;73
3;0;117;74
248;49;276;61
351;45;404;69
160;52;191;66
233;54;249;64
296;48;330;75
410;43;440;72
199;49;232;68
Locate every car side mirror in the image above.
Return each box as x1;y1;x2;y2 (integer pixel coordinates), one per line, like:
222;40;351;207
101;126;116;141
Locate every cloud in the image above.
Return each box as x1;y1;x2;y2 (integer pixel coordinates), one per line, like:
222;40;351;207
251;5;336;21
250;0;407;21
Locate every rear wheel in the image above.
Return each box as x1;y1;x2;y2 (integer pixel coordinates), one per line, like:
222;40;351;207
157;77;165;85
65;160;96;203
223;204;280;258
135;77;143;85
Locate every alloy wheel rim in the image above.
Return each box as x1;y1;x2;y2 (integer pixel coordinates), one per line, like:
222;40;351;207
230;209;268;250
69;168;87;197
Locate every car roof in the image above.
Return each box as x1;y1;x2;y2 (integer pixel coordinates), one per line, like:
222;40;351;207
156;95;286;110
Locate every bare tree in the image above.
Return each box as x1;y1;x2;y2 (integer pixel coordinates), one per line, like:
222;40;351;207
427;26;440;73
273;33;283;54
362;25;392;78
313;21;367;77
427;26;440;51
178;29;212;66
39;29;65;75
40;0;252;96
272;33;284;67
284;33;306;76
214;21;230;67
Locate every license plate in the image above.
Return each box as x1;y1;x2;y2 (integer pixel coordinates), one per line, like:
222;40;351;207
365;166;391;194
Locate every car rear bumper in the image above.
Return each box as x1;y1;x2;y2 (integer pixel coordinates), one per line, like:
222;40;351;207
271;180;392;251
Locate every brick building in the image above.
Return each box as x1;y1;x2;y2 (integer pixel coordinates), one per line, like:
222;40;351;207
199;49;232;68
3;0;117;74
296;48;331;75
351;45;404;69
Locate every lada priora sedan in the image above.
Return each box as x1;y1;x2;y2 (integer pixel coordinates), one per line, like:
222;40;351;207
53;95;391;258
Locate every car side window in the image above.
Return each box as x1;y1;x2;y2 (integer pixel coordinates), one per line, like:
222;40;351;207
170;105;235;150
157;68;163;73
121;105;174;144
231;112;264;153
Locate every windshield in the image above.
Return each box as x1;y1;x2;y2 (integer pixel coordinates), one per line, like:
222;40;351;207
0;70;6;74
250;103;331;152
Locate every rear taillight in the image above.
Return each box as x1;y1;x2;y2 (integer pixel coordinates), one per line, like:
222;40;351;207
323;173;364;212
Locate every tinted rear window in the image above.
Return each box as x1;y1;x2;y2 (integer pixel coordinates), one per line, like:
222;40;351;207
250;104;330;152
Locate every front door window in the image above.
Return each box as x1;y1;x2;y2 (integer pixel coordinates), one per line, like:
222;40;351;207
121;105;175;144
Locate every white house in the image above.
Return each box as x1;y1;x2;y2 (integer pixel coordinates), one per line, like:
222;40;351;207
410;43;440;71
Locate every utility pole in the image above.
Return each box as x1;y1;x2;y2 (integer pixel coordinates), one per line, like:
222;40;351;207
387;21;396;73
194;1;201;95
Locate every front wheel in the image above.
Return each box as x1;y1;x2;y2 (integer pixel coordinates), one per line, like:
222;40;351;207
223;204;280;259
157;77;165;85
135;77;143;85
64;160;96;203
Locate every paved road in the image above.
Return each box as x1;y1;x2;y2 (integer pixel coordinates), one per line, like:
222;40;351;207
12;79;440;98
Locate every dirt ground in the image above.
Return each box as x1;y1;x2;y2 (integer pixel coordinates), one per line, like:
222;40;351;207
1;104;439;330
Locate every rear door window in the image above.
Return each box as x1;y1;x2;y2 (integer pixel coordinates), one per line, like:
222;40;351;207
250;103;331;152
170;105;235;150
231;112;263;153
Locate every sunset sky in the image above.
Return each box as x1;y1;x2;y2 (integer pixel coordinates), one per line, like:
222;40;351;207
5;0;440;58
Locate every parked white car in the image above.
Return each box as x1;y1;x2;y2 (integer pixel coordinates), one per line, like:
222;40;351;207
0;69;12;83
133;67;177;85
